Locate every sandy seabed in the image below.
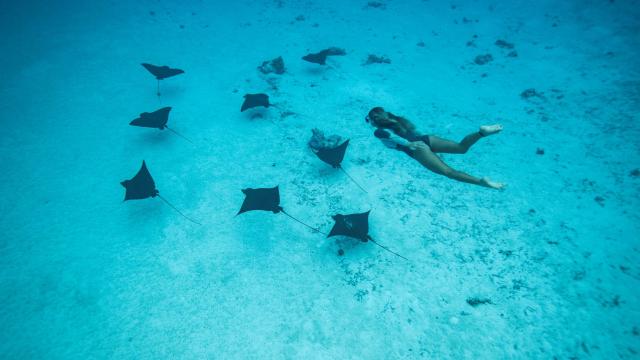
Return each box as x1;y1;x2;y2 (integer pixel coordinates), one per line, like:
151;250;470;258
1;0;639;358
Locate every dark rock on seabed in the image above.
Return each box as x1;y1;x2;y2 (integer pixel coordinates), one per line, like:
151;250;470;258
466;297;493;307
366;1;386;9
474;54;493;65
364;54;391;65
258;56;285;75
521;88;543;99
495;39;514;49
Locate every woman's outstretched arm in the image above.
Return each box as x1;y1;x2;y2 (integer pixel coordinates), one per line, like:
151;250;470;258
408;142;505;189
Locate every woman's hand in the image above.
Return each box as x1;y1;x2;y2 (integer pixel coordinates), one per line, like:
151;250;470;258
480;177;507;190
407;141;429;152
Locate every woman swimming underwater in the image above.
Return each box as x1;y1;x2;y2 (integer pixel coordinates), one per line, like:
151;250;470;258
366;107;506;190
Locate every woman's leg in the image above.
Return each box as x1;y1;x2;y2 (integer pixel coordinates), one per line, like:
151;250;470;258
411;146;503;189
428;124;503;154
428;133;482;154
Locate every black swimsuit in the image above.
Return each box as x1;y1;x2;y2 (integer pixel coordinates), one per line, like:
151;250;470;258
406;133;431;147
374;129;431;155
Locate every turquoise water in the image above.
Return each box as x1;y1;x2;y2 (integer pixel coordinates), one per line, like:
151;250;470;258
1;0;639;358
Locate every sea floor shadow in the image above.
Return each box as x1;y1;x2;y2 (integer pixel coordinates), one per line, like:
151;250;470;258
242;109;270;120
136;131;174;145
155;85;185;98
303;66;329;76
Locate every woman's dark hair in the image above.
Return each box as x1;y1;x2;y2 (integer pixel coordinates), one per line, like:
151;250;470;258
367;107;416;136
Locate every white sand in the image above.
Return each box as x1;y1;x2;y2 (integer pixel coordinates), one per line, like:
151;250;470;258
0;0;639;358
